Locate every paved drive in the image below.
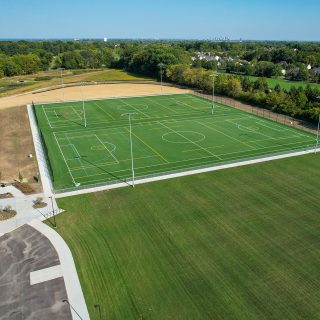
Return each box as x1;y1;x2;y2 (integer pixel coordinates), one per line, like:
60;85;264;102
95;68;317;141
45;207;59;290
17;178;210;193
0;225;72;320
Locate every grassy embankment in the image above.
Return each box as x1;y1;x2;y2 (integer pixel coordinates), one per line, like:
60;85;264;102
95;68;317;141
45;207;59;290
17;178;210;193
53;154;320;319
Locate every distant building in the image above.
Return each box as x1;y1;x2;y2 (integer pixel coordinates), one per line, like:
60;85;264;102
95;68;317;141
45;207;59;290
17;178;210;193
104;37;108;42
193;52;220;62
312;67;320;75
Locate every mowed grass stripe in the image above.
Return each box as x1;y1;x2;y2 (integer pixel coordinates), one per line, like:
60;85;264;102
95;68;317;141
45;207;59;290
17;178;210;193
52;154;320;319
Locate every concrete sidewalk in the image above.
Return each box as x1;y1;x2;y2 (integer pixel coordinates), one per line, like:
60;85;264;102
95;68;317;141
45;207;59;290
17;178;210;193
0;185;60;235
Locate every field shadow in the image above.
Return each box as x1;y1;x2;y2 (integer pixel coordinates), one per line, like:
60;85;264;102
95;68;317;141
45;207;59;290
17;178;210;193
56;111;86;128
81;157;131;186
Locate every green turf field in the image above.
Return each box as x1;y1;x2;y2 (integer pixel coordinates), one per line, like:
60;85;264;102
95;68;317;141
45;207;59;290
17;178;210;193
34;93;316;191
53;154;320;319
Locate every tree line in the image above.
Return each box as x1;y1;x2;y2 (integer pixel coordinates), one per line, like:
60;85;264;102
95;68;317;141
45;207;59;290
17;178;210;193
166;64;320;123
0;40;320;123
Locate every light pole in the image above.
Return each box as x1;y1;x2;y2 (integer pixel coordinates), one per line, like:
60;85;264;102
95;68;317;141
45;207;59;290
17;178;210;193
210;73;217;115
58;67;65;101
121;112;137;187
94;304;102;320
315;97;320;154
158;63;165;94
316;114;320;153
62;299;84;320
80;82;87;127
48;196;56;228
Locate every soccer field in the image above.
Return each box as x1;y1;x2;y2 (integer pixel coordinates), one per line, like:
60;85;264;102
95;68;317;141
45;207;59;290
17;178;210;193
34;93;316;191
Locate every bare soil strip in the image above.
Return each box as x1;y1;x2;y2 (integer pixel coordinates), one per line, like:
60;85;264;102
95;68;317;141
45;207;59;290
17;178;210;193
0;83;189;110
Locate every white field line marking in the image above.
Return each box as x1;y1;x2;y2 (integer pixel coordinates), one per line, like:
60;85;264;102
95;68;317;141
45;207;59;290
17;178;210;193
120;98;150;118
159;122;222;160
183;145;225;153
145;97;179;114
71;106;83;120
182;134;313;154
93;101;116;120
69;155;158;172
182;135;312;154
227;119;277;141
53;132;78;186
46;106;246;129
38;92;189;106
197;120;258;150
65;134;89;177
170;97;214;112
52;114;250;137
171;97;200;111
42;105;52;129
255;119;313;139
126;128;169;163
94;134;119;164
73;141;315;183
247;134;312;144
255;121;284;132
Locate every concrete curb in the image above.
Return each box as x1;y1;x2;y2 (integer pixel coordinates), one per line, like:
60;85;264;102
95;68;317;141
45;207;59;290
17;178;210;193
27;104;54;196
28;219;90;320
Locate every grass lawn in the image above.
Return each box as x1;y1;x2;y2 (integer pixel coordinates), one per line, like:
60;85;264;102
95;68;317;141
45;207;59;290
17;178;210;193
222;72;320;90
245;75;320;90
34;94;315;191
53;154;320;319
0;69;152;97
0;79;35;94
82;69;154;82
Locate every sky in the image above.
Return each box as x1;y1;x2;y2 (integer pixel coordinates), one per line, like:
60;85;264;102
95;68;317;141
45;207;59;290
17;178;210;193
1;0;320;41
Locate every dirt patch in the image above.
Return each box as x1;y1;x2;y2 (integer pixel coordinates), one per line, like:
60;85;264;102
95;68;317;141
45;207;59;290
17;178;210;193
0;192;13;199
0;209;17;221
14;182;36;194
0;107;41;192
32;202;47;209
0;83;189;110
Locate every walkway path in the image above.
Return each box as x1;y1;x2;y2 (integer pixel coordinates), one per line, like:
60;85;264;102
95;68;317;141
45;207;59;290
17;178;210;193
0;185;60;236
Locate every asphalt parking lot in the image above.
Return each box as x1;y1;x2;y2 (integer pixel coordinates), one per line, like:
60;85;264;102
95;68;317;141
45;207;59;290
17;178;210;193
0;225;72;320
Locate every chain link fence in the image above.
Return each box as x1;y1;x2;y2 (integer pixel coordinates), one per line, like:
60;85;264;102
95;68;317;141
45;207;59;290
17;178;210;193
192;90;317;135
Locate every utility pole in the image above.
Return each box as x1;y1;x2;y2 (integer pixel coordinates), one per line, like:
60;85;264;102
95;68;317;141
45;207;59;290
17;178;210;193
62;299;84;320
48;196;56;228
210;72;217;115
121;113;137;187
58;68;65;101
158;63;165;94
315;113;320;154
94;304;102;320
315;96;320;154
80;82;87;127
